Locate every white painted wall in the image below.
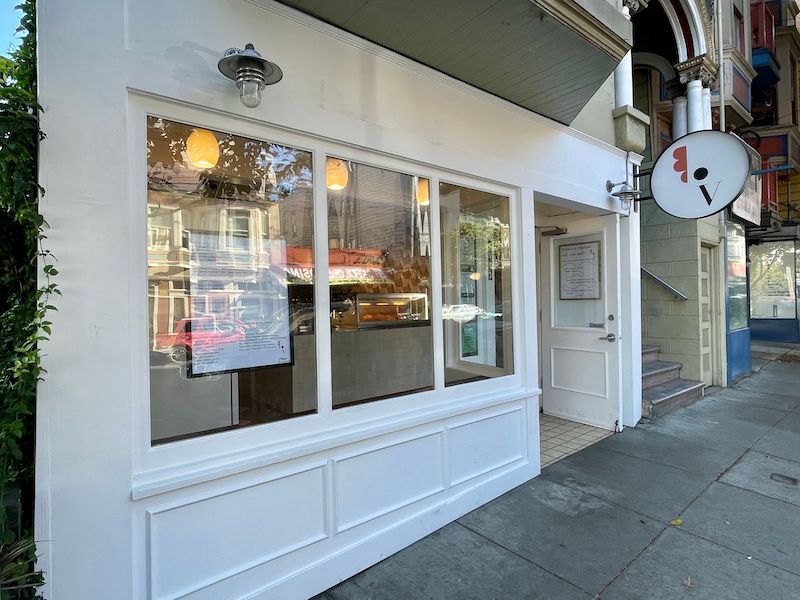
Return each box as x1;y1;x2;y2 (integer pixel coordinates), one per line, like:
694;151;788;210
36;1;638;598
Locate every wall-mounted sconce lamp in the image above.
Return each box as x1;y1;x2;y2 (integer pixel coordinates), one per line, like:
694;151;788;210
218;43;283;108
606;179;641;213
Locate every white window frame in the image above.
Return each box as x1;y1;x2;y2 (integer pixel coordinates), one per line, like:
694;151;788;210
129;95;528;500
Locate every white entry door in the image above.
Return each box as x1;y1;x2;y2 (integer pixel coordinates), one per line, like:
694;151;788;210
540;214;622;430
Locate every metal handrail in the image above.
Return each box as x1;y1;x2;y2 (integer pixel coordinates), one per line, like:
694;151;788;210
641;267;689;301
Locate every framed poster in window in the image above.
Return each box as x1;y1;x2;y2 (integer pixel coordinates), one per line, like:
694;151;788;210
559;241;601;300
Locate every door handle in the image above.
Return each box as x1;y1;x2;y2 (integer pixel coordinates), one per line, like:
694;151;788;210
599;333;616;342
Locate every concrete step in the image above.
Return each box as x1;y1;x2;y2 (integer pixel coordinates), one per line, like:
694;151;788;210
642;378;705;420
642;360;682;389
642;345;660;364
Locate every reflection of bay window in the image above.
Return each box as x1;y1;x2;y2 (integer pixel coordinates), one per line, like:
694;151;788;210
148;207;173;249
226;208;252;251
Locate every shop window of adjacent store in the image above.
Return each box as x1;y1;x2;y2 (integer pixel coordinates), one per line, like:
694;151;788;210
440;183;513;386
146;117;316;444
750;240;798;319
726;221;748;330
327;158;434;407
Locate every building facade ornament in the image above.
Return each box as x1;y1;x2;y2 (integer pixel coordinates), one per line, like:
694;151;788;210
695;0;716;59
623;0;648;16
675;54;718;86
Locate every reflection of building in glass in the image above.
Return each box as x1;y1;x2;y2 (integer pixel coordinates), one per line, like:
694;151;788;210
147;117;314;351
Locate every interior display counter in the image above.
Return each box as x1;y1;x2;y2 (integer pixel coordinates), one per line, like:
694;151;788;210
355;293;429;328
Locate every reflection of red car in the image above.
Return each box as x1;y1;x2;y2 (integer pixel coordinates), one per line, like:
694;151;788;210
156;317;246;362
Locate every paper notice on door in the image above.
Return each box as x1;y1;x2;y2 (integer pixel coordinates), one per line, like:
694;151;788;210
559;241;601;300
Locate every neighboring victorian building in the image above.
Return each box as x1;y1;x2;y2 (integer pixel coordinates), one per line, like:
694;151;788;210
629;0;760;412
36;0;673;598
745;0;800;343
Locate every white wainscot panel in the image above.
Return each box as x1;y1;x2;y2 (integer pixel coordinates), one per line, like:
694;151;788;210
335;432;444;532
148;466;326;600
551;346;608;398
449;409;525;486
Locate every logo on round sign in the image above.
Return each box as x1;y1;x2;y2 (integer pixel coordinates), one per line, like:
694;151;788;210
650;131;751;219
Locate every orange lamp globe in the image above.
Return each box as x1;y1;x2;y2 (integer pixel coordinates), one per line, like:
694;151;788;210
186;128;220;170
326;158;349;190
416;177;430;206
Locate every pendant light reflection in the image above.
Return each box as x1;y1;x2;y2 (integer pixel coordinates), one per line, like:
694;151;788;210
416;177;430;206
185;128;220;170
469;272;481;281
326;158;349;190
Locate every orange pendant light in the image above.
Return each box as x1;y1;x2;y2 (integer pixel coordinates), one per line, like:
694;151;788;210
326;158;349;190
186;128;220;170
416;177;430;206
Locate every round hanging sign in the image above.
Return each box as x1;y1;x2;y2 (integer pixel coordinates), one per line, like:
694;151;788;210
650;130;751;219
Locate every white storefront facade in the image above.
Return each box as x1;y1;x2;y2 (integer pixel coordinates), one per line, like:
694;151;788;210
36;1;642;598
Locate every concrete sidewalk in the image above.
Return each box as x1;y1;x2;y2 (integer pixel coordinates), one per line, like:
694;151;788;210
315;360;800;599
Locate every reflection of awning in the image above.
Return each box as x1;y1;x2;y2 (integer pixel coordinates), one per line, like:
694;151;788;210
284;247;391;285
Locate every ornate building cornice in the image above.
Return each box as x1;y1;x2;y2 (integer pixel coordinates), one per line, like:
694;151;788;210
675;53;717;85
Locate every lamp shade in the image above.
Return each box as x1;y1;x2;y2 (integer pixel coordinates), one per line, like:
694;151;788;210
326;158;349;190
416;177;430;206
186;128;220;170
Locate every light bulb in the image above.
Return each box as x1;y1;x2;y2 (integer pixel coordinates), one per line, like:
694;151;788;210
239;80;262;108
469;272;481;281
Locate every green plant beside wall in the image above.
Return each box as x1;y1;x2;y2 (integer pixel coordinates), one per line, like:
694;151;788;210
0;0;48;596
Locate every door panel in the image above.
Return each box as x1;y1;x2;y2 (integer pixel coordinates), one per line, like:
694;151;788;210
541;214;622;430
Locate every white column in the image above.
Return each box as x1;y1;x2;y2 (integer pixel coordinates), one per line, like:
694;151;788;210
702;86;712;130
620;155;642;427
614;51;634;108
687;79;704;133
672;96;688;139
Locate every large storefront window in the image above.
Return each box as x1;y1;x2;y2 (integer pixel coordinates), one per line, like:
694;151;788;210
440;183;513;385
147;117;315;443
750;240;798;319
147;122;517;441
327;158;434;406
726;221;748;330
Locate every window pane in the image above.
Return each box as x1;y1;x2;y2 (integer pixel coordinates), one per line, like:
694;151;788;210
726;221;749;330
440;183;513;386
327;158;433;406
750;240;797;319
147;117;316;444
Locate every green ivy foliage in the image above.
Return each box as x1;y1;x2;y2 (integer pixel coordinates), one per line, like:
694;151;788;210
0;1;47;596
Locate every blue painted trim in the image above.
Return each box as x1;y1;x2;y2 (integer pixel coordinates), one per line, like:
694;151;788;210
724;215;753;383
727;327;752;382
750;318;800;342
